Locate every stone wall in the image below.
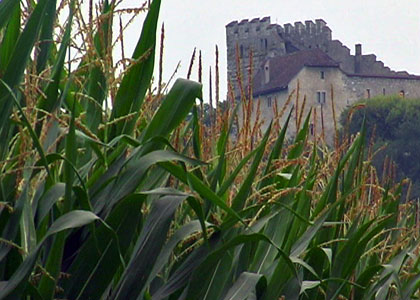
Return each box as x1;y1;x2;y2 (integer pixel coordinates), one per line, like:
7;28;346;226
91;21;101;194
344;75;420;101
226;17;417;97
243;66;420;145
247;66;349;144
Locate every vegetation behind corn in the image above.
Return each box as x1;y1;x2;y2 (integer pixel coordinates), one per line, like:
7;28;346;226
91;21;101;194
0;0;419;299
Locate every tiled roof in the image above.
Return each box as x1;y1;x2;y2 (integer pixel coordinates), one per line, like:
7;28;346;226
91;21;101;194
346;73;420;80
253;49;339;96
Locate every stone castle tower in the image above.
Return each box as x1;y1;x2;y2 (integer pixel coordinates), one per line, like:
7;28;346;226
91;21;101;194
226;17;412;96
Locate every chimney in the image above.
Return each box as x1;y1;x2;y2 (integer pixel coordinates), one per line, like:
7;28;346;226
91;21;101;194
355;44;362;73
355;44;362;56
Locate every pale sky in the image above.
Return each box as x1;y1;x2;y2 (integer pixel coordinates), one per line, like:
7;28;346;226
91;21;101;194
121;0;420;101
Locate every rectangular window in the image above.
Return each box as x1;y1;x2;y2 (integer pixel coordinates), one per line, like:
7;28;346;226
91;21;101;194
267;96;272;107
320;71;325;79
366;89;371;99
383;88;386;95
317;91;326;105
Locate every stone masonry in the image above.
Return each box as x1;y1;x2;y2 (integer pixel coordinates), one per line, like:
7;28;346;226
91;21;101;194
225;17;420;143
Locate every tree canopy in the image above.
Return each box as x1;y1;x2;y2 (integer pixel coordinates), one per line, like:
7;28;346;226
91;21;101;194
341;95;420;198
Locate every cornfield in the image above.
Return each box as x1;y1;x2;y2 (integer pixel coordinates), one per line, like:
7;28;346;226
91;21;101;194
0;0;419;299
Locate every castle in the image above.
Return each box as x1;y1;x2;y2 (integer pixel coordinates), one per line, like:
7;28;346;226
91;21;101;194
225;17;420;142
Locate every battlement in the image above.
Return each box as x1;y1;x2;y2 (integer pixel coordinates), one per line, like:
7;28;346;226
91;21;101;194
226;17;332;41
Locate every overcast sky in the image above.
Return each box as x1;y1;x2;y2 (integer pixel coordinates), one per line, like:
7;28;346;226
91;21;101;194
122;0;420;101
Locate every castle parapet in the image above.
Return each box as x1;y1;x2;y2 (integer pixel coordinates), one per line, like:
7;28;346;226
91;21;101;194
294;22;305;35
315;19;327;33
284;23;293;35
305;20;315;34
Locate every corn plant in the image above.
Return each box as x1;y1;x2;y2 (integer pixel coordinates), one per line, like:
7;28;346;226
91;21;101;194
0;0;419;299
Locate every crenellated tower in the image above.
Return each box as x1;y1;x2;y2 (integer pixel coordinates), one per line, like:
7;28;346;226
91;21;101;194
226;17;408;98
226;18;333;97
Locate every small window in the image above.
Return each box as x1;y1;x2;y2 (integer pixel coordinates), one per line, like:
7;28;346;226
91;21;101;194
317;91;326;105
366;89;370;99
320;71;325;79
267;96;272;107
265;39;268;51
400;90;405;98
256;26;260;31
383;88;386;95
240;45;244;58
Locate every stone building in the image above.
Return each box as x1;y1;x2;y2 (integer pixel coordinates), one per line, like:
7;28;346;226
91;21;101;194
225;17;420;142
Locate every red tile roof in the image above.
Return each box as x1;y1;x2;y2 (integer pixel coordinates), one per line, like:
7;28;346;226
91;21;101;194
253;49;339;96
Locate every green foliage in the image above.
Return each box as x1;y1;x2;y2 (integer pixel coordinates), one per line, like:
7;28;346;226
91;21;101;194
0;1;419;299
341;95;420;198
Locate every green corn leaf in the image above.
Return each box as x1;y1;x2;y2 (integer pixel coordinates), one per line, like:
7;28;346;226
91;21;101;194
109;0;161;137
217;145;260;197
343;118;366;194
354;265;384;299
289;201;339;259
62;194;145;300
188;233;295;300
222;272;266;300
36;183;65;225
139;220;207;299
0;81;51;178
192;252;232;300
313;131;361;217
140;78;202;143
111;195;187;300
37;2;74;113
186;171;245;226
0;0;55;132
0;182;27;263
0;2;20;75
151;233;221;300
95;150;202;216
327;216;392;298
258;109;292;190
192;105;202;160
250;209;290;274
35;0;57;73
287;110;311;162
0;211;99;299
0;0;19;31
230;122;271;212
209;104;238;191
37;99;77;299
401;272;420;300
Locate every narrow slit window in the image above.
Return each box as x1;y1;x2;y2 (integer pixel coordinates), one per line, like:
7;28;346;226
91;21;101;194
320;71;325;79
317;91;326;105
267;96;272;107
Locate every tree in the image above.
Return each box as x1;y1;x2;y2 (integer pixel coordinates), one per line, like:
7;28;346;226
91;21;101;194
340;95;420;199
